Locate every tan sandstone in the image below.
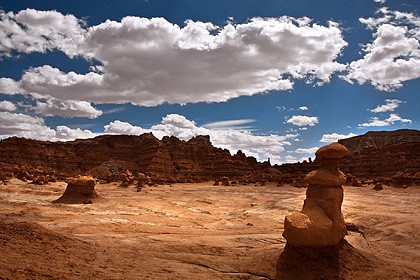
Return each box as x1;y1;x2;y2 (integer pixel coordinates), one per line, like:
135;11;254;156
283;143;348;247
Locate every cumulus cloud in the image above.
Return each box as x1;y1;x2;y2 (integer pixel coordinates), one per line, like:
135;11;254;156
0;111;97;141
386;113;412;124
359;117;390;127
298;106;308;111
0;78;22;95
283;155;298;163
0;9;86;57
369;99;402;113
358;113;412;127
104;120;167;139
0;100;17;111
0;10;348;106
55;126;96;140
320;132;357;143
286;115;319;126
0;111;55;140
373;0;386;3
34;97;103;118
344;8;420;91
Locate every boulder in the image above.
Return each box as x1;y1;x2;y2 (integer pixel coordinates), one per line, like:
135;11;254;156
221;177;230;186
373;183;383;191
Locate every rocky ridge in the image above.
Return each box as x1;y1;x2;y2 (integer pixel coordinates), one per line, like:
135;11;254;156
338;129;420;153
0;133;276;183
0;129;419;185
338;129;420;180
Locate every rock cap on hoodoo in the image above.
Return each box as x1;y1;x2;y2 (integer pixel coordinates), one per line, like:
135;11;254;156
305;143;348;186
65;176;96;187
315;143;348;159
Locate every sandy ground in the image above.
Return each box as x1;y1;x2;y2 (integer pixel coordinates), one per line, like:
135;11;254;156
0;179;419;279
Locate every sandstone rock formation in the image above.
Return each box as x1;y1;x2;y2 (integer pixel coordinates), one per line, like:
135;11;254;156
373;183;383;191
283;143;348;247
0;134;277;183
338;129;420;179
1;129;419;184
339;141;420;179
338;129;420;153
54;176;99;204
274;129;420;181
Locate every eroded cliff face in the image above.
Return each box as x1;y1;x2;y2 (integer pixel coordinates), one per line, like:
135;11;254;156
1;130;419;183
0;133;275;182
337;129;420;179
339;142;420;179
338;129;420;154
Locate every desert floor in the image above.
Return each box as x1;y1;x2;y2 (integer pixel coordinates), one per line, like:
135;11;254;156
0;179;419;280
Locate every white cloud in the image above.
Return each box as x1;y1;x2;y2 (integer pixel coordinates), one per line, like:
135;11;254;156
0;9;86;58
320;132;357;143
386;113;412;124
358;113;412;127
283;155;298;163
298;106;308;111
344;9;420;91
55;126;96;140
34;98;103;119
0;78;22;95
369;99;402;113
104;120;166;138
295;147;319;154
0;100;17;111
0;10;348;106
373;0;386;3
0;111;99;141
286;115;319;126
0;111;48;138
0;111;55;140
359;117;390;127
203;119;256;130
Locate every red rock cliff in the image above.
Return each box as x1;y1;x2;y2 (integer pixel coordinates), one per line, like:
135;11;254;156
0;133;276;182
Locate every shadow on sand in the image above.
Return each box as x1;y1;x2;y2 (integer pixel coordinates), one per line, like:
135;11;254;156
274;239;375;280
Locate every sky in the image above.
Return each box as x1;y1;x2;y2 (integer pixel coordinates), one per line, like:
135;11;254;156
0;0;419;164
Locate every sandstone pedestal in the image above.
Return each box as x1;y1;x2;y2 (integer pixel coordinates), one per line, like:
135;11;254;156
283;143;348;247
54;176;100;204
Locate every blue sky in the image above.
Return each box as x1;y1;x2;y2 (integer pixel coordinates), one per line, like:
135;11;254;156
0;0;419;164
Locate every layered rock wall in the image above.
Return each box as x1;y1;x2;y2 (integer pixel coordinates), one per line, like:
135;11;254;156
339;141;420;178
0;134;271;182
338;129;420;154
